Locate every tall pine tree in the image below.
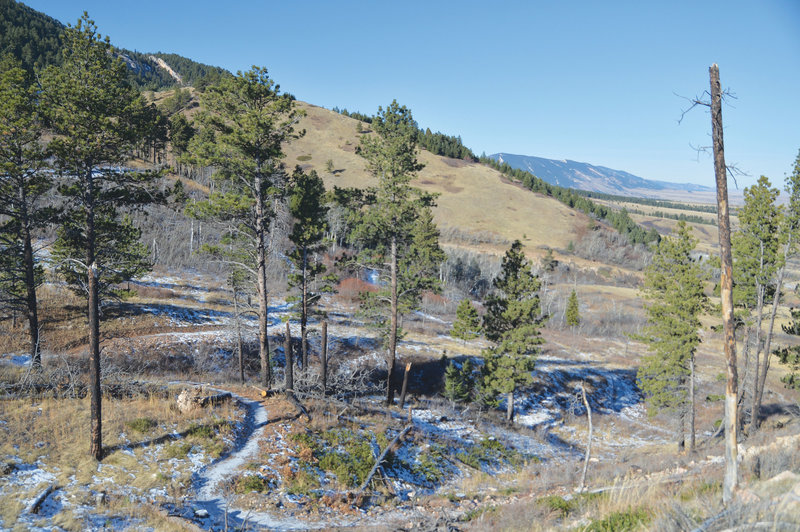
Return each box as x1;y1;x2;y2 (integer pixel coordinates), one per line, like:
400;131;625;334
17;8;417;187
186;66;302;389
287;166;332;370
0;56;54;368
451;299;481;342
40;13;163;460
636;221;707;451
353;101;444;406
481;240;545;421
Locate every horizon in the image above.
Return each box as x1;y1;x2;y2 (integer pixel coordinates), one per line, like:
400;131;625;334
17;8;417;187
20;0;800;190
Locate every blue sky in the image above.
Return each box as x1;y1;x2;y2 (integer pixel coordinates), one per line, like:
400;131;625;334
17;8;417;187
23;0;800;188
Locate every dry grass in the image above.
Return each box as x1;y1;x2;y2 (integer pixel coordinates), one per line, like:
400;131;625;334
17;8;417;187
0;389;241;528
283;103;589;260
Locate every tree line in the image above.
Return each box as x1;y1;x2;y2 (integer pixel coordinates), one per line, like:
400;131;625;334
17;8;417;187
481;156;661;246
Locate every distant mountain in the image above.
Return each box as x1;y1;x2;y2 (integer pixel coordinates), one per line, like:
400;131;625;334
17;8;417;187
1;0;230;90
488;153;712;197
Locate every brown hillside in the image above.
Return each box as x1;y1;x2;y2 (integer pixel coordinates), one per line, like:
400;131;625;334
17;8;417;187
283;103;588;259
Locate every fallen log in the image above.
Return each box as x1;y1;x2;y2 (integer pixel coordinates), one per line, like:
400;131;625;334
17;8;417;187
26;484;57;514
358;424;412;495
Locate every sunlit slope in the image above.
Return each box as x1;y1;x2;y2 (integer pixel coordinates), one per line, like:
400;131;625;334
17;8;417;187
284;103;588;256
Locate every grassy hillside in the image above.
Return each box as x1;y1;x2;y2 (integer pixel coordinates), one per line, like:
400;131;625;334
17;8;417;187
284;103;590;259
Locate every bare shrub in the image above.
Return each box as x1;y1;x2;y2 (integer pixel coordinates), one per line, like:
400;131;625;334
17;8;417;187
573;228;652;271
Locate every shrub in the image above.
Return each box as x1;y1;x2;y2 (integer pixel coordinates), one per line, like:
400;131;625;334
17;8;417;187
538;495;576;518
235;474;271;493
584;508;650;531
125;417;157;434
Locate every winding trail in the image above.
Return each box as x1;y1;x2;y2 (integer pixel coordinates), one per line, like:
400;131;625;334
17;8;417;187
188;388;333;531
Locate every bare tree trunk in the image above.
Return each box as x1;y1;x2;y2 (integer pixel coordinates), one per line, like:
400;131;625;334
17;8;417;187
399;362;411;408
579;383;593;492
234;289;244;383
301;248;308;370
284;321;293;393
710;63;739;504
751;239;791;432
321;321;328;396
89;261;102;461
689;353;696;451
506;392;514;422
677;406;685;452
22;218;40;369
255;174;271;389
387;236;398;406
749;279;766;433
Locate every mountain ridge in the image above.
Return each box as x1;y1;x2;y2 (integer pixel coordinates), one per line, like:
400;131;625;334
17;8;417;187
489;152;713;198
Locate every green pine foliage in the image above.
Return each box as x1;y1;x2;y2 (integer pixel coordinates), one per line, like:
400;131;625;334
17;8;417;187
480;240;545;419
0;0;63;72
566;289;580;327
41;14;162;299
185;65;302;387
0;55;55;366
443;359;475;403
636;221;707;416
350;100;446;403
451;299;481;341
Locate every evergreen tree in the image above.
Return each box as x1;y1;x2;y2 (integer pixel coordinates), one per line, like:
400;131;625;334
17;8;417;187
636;221;707;451
480;240;545;421
731;175;782;431
566;289;580;328
40;13;163;460
443;358;474;404
353;100;444;406
185;66;302;389
451;299;481;341
287;166;332;369
775;308;800;390
0;55;54;368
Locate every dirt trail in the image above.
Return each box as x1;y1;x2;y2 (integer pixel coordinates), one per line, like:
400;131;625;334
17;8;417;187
189;388;344;531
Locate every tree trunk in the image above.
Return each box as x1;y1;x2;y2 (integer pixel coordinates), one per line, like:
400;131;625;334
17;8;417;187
399;362;411;408
284;321;293;393
255;174;271;389
301;247;308;370
677;405;685;452
579;383;593;492
22;217;40;369
710;63;739;504
386;236;398;406
506;392;514;422
88;261;102;461
748;279;766;433
751;240;791;433
321;321;328;396
689;353;696;451
234;289;244;383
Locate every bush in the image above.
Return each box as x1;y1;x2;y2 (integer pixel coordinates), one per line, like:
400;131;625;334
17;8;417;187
584;508;650;531
125;417;157;433
235;474;271;493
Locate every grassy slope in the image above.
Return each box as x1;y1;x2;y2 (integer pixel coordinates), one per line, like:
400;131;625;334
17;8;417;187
283;103;587;259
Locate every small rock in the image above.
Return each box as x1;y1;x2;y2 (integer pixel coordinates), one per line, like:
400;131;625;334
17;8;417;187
95;492;106;506
194;509;209;518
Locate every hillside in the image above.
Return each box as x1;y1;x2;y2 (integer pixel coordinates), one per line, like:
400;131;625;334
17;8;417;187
284;104;589;260
0;0;229;90
490;152;713;199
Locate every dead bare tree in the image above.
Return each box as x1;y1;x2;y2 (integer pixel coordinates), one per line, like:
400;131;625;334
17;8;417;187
579;383;593;492
710;64;739;504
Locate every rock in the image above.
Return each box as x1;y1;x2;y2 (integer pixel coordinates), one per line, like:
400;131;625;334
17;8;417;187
177;388;200;414
194;508;209;518
737;488;761;505
95;491;106;506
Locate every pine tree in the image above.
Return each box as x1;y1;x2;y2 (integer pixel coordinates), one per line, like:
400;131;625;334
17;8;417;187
443;358;474;404
287;167;333;369
566;289;580;328
731;175;782;432
636;221;707;451
480;240;545;421
451;299;481;341
353;100;444;406
0;56;54;368
186;66;302;389
40;13;163;460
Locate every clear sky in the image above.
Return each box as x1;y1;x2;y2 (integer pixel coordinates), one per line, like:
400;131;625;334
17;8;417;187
22;0;800;189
